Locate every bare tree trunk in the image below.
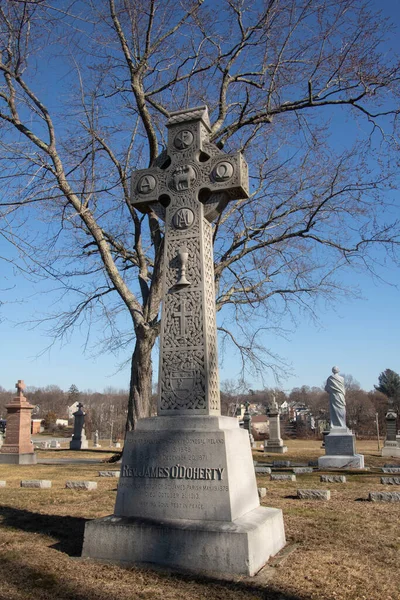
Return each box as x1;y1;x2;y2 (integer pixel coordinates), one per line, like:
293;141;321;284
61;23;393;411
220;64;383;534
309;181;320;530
126;324;158;432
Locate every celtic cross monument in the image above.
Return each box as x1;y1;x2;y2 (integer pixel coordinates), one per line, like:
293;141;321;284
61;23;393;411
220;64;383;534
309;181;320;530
131;105;248;415
82;106;286;575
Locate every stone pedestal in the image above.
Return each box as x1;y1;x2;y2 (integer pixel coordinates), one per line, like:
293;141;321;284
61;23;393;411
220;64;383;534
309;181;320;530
264;403;287;454
0;380;36;465
83;416;285;575
318;427;364;469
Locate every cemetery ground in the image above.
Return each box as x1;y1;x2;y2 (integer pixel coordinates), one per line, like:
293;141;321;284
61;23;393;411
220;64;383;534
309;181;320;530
0;442;398;600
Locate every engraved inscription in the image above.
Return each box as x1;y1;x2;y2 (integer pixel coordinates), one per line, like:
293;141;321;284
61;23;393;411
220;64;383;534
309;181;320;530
121;464;224;480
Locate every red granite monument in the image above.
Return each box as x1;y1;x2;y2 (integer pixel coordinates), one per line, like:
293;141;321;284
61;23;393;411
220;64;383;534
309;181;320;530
0;380;37;464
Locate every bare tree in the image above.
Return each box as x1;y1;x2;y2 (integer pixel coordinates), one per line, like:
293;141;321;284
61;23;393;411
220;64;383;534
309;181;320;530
0;1;399;429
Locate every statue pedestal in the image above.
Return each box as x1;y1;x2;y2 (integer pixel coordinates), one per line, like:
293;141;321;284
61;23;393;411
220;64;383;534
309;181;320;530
318;428;364;469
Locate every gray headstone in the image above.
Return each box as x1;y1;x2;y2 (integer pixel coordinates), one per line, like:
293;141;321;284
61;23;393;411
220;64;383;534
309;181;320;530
270;474;296;481
66;481;97;490
255;466;272;474
369;491;400;502
382;467;400;473
98;471;120;478
297;489;330;500
20;480;51;489
293;467;313;474
320;475;346;483
272;460;291;467
380;477;400;485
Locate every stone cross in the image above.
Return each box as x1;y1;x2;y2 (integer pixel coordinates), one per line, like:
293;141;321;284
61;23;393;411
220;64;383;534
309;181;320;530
16;380;25;397
130;106;248;415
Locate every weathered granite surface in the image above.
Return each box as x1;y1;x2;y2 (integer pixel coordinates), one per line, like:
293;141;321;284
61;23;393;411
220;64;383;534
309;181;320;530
297;489;331;500
318;454;364;469
98;471;120;478
293;467;313;474
66;481;97;490
382;467;400;473
21;480;51;489
380;477;400;485
255;466;272;474
320;475;346;483
82;507;286;577
369;491;400;502
270;474;296;482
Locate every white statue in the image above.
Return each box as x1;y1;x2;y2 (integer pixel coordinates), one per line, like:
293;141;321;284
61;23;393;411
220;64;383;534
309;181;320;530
325;366;346;429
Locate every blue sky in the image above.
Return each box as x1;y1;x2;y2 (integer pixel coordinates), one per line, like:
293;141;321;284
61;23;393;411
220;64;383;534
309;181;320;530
0;0;399;395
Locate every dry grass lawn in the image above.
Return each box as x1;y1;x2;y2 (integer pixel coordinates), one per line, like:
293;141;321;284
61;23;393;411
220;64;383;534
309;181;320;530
0;440;398;600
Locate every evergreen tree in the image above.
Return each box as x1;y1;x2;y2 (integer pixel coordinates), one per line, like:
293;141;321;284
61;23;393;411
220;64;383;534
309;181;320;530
375;370;400;407
68;385;80;404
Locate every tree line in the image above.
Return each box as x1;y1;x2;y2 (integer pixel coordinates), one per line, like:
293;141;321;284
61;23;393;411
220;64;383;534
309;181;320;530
1;367;398;439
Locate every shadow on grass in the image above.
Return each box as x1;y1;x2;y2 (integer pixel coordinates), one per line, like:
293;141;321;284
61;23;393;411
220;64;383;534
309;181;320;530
0;505;86;556
0;507;306;600
146;564;307;600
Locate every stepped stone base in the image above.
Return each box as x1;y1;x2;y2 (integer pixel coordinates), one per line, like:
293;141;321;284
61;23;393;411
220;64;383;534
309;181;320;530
83;415;286;575
82;506;285;576
0;452;37;465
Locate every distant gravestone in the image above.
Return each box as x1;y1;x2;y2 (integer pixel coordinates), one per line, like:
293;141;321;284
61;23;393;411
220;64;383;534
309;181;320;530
93;430;101;448
381;410;400;458
369;491;400;502
70;403;89;450
318;367;364;469
82;105;286;577
297;489;330;500
264;396;287;454
0;380;37;465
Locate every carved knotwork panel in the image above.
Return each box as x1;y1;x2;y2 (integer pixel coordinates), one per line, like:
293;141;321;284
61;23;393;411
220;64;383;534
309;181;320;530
163;290;203;348
202;220;220;412
159;349;206;411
